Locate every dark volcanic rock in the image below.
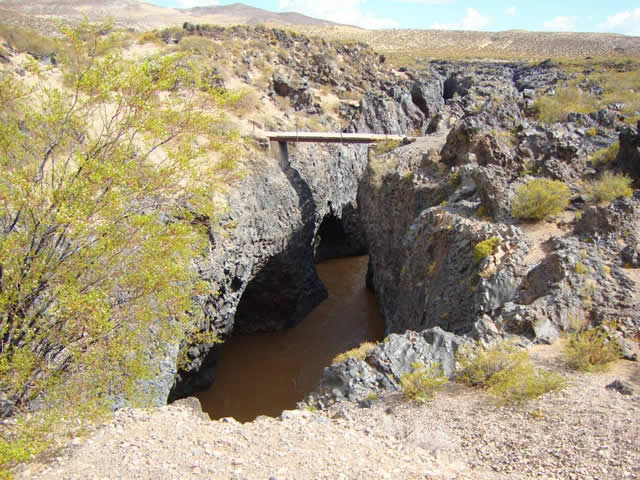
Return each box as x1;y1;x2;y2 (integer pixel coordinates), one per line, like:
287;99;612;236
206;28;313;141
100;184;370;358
305;327;466;406
606;380;634;395
170;141;370;400
617;121;640;179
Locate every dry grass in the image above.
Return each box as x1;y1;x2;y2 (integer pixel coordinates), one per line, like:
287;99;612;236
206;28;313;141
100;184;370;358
565;327;621;372
332;342;378;365
456;341;565;404
0;23;58;56
586;171;633;204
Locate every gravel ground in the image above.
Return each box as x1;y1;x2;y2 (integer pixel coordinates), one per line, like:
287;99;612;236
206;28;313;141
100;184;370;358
14;344;640;480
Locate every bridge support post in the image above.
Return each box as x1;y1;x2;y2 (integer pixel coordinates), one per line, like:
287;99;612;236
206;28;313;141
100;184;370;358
270;140;289;164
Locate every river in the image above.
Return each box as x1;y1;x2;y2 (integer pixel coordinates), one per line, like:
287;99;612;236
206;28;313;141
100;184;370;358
196;255;384;422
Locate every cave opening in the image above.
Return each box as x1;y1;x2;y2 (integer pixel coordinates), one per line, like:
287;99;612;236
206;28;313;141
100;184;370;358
192;209;383;422
443;77;457;101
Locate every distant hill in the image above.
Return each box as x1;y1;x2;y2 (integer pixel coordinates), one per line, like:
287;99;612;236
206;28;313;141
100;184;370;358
296;26;640;61
0;0;638;60
0;0;343;30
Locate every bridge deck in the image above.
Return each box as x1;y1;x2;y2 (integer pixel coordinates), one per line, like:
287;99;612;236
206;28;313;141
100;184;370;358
264;131;411;144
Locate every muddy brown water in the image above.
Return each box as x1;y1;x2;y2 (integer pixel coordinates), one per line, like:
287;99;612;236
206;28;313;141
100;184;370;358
196;255;384;422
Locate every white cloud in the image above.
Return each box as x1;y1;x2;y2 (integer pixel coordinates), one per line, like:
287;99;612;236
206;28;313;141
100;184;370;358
174;0;218;7
542;16;577;31
599;8;640;35
278;0;398;29
505;6;516;17
431;8;491;30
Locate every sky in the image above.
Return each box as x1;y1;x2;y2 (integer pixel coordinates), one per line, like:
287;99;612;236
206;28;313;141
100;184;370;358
150;0;640;35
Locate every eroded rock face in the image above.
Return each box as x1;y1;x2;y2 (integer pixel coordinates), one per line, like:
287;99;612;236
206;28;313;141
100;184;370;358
617;121;640;180
305;327;466;406
170;142;370;400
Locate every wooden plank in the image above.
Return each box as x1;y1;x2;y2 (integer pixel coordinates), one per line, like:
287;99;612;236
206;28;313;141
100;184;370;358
264;131;412;144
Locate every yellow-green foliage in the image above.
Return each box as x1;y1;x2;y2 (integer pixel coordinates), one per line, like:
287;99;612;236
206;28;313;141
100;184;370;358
0;24;57;57
534;86;597;123
179;35;217;56
511;178;570;221
137;31;163;45
473;237;501;264
0;22;240;467
565;326;621;372
575;262;589;275
457;341;565;404
535;66;640;123
590;141;620;167
372;139;402;155
586;171;633;203
332;342;378;365
222;87;260;117
400;362;448;404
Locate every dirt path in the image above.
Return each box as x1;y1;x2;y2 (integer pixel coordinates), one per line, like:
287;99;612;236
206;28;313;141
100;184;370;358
15;342;640;480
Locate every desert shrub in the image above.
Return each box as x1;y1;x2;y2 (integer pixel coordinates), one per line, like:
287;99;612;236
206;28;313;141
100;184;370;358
223;87;259;116
137;30;163;45
372;139;402;155
565;326;621;372
179;35;217;56
0;24;57;57
589;141;620;167
534;86;597;123
575;261;589;275
0;22;239;467
457;341;565;404
473;237;501;264
511;178;570;221
332;342;378;365
586;171;633;203
400;362;448;404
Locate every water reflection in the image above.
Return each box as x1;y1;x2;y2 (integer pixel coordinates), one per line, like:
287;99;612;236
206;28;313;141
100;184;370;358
196;255;384;422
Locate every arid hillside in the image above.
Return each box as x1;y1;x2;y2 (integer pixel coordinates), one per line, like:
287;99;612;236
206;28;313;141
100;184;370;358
1;0;639;61
0;0;341;32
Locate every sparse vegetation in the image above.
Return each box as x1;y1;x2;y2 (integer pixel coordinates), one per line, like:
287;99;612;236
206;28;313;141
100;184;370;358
586;171;633;204
511;178;570;221
456;341;565;404
0;21;241;468
473;237;501;264
0;24;58;57
332;342;378;365
372;139;402;155
400;362;448;404
575;262;589;275
565;325;621;372
534;86;597;123
589;142;620;167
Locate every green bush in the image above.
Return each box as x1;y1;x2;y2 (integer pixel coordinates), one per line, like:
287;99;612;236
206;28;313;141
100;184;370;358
589;142;620;167
332;342;378;365
457;341;565;404
473;237;501;264
400;362;448;403
0;22;239;467
565;327;621;372
586;171;633;204
511;178;570;221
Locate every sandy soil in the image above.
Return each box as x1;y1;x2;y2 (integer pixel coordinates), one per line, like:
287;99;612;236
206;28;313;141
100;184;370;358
14;342;640;480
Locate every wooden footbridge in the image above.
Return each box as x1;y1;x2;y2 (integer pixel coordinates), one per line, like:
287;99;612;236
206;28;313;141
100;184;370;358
264;131;413;161
265;131;410;144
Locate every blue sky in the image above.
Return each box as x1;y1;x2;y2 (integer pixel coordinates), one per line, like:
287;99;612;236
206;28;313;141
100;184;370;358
151;0;640;34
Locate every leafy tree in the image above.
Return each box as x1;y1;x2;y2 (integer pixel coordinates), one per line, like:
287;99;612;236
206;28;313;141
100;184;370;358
0;21;238;438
